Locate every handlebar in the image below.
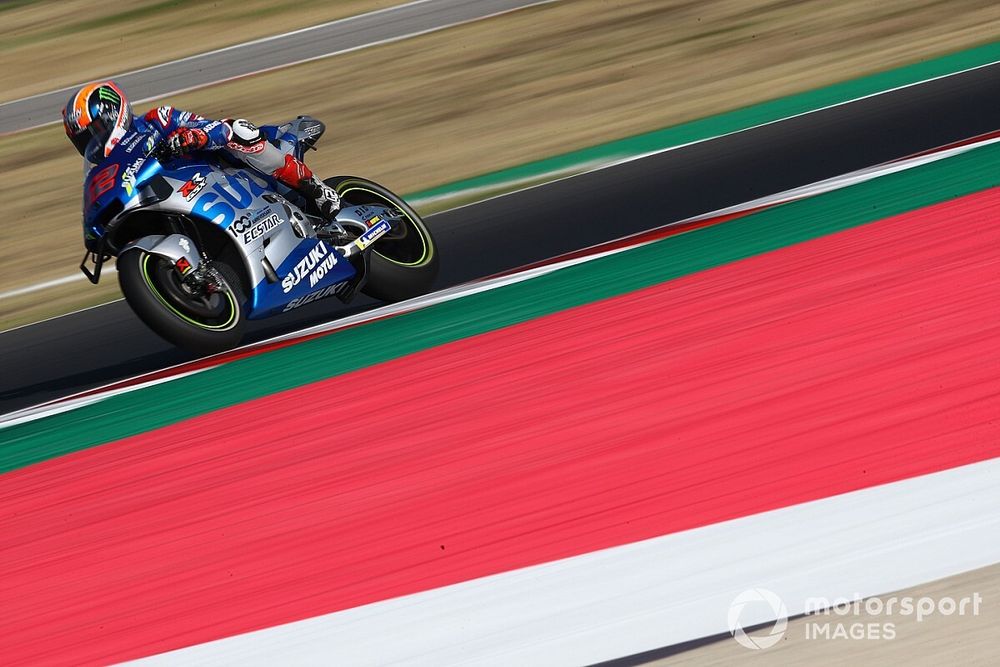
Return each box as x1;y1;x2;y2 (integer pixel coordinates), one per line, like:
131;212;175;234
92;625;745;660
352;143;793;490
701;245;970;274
147;136;173;162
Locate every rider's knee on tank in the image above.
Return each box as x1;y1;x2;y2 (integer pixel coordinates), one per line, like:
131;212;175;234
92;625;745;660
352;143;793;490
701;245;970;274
222;118;288;175
225;118;264;147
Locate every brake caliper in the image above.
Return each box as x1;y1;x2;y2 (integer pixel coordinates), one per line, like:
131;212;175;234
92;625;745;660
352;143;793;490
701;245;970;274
183;264;225;295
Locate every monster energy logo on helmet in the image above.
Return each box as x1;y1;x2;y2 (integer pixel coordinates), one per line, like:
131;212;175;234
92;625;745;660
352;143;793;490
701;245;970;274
97;87;120;104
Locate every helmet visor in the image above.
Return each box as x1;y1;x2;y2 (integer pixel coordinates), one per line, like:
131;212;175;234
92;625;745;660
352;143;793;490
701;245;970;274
89;114;111;147
69;127;92;156
68;115;111;158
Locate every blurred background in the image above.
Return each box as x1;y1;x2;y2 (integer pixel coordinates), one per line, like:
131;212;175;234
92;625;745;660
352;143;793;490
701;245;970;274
1;0;998;328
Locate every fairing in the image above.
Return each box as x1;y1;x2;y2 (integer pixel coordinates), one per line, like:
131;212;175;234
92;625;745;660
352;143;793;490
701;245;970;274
82;121;357;318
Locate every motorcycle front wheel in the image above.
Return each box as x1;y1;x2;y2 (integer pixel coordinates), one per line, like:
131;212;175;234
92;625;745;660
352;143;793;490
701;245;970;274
118;249;246;354
325;176;440;302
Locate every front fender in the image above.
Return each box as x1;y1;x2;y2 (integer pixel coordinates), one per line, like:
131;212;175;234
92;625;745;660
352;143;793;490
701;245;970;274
119;233;202;276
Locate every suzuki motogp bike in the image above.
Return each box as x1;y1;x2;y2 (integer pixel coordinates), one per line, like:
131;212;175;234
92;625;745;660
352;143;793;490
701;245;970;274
79;117;439;353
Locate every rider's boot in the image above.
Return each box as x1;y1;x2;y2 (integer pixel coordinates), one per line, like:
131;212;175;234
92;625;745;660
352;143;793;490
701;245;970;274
272;154;340;220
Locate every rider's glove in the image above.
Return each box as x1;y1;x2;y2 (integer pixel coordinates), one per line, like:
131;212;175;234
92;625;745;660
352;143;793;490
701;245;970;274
166;128;209;156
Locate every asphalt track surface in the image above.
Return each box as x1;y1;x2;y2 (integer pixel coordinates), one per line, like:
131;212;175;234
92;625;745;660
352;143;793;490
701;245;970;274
0;0;554;134
2;61;999;415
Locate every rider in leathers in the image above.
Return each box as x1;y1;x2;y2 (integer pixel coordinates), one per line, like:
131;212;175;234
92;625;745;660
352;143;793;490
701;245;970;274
62;80;340;218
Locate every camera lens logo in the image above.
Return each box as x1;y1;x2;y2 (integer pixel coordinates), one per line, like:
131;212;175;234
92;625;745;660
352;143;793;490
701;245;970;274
728;588;788;650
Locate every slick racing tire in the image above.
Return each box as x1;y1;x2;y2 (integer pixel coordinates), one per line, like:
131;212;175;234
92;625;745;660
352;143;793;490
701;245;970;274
118;250;246;354
325;176;439;302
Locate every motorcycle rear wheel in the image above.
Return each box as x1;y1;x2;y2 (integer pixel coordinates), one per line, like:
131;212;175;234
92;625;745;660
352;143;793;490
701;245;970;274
118;250;245;354
325;176;440;302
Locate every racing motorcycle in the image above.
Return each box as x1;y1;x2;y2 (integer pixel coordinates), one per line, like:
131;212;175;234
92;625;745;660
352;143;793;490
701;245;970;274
79;116;439;353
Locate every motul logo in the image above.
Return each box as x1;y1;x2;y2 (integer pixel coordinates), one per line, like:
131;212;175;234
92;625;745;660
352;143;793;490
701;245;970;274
281;242;336;293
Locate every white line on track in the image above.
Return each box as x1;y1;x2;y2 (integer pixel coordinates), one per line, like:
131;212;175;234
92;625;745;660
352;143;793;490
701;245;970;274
0;297;124;336
419;57;1000;215
0;266;118;301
